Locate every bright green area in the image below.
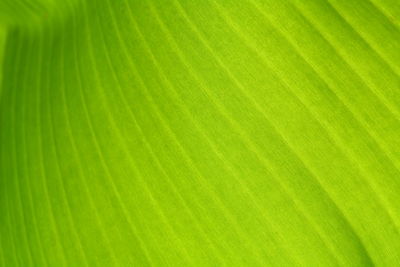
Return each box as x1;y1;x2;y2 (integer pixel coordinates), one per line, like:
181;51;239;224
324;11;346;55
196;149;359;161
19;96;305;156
1;0;400;266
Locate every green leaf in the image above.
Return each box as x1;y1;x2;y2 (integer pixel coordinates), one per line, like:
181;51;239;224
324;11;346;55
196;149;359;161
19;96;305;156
1;0;400;266
0;26;5;92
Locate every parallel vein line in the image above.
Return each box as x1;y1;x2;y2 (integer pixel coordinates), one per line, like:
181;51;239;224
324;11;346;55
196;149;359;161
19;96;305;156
210;0;400;240
93;1;226;264
80;0;194;265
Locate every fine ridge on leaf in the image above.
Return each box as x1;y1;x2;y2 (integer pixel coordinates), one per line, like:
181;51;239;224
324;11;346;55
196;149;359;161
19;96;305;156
0;0;77;25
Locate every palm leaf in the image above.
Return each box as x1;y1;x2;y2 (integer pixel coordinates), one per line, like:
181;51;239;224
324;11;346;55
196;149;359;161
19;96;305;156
1;0;400;266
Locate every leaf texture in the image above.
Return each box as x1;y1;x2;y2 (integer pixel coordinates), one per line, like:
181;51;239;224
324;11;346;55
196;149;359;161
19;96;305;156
1;0;400;266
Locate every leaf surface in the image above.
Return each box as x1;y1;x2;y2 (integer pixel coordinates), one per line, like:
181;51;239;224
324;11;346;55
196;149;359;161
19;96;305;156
1;0;400;266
